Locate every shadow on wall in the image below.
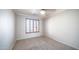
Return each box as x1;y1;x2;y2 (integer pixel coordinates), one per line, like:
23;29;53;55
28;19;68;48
0;9;15;49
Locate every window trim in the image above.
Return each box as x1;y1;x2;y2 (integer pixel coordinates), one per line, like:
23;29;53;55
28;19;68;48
25;18;40;34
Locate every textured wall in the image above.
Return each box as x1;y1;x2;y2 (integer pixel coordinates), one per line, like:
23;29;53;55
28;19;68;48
0;9;15;49
15;14;43;40
44;10;79;49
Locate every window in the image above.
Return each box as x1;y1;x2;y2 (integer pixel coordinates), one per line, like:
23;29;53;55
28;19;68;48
25;18;40;33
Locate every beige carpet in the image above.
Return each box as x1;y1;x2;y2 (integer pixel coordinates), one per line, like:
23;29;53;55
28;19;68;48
13;37;76;50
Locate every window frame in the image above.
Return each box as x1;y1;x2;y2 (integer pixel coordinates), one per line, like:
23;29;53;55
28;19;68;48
25;18;40;34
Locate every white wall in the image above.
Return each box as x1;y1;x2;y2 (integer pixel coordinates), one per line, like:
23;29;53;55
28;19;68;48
44;10;79;49
15;14;43;40
0;9;15;49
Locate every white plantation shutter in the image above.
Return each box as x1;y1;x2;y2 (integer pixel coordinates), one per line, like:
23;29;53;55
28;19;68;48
30;20;33;32
25;18;40;33
26;19;30;32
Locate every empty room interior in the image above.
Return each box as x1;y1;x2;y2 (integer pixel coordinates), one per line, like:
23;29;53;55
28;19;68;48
0;9;79;50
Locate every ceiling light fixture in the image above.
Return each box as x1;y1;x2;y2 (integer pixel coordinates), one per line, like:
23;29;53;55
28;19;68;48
40;9;46;15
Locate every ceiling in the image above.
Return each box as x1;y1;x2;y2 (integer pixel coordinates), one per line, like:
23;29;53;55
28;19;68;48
13;9;56;15
13;9;66;19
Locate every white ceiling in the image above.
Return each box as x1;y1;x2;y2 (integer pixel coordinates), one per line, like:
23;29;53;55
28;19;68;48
13;9;66;19
13;9;56;15
13;9;41;15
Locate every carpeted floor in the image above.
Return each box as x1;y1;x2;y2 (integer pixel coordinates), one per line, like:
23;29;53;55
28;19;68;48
13;37;76;50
